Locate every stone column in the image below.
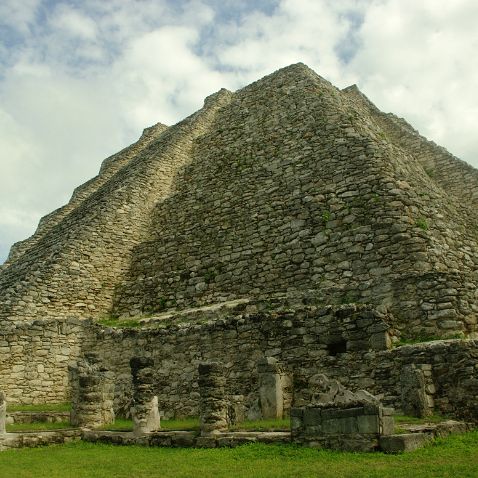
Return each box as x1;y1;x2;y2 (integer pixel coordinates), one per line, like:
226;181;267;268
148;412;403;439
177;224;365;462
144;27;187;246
70;353;115;428
130;356;161;435
198;362;228;435
400;364;431;417
0;391;6;435
258;357;286;419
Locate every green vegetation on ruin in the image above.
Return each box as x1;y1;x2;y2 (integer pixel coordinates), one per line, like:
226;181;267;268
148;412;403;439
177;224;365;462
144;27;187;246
414;217;429;231
230;417;290;431
96;317;143;328
8;403;71;413
1;431;478;478
396;333;464;347
6;421;72;433
394;415;448;425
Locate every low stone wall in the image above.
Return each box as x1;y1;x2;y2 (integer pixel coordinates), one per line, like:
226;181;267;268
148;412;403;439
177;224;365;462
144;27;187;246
0;304;477;425
83;429;290;448
90;303;395;418
374;339;478;421
0;430;81;451
7;412;70;424
291;403;394;452
89;305;478;421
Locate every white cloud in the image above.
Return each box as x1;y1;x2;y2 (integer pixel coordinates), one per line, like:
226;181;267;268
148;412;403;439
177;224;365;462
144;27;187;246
349;0;478;163
112;26;226;127
50;6;98;40
214;0;361;86
0;62;128;261
0;0;40;34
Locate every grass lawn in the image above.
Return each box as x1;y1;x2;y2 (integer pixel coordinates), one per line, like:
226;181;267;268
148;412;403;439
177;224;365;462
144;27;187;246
0;430;477;478
394;415;447;424
7;403;71;413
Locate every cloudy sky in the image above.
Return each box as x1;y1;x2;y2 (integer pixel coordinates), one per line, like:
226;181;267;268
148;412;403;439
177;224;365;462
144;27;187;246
1;0;477;263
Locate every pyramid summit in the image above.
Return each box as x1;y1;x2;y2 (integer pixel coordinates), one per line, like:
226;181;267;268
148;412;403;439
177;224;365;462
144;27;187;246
1;62;477;338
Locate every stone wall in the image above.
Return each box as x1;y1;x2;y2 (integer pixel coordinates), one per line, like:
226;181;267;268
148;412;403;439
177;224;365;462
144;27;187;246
89;305;478;421
0;305;477;424
112;64;478;337
0;318;93;403
1;64;476;339
291;403;394;452
0;90;232;320
89;303;395;418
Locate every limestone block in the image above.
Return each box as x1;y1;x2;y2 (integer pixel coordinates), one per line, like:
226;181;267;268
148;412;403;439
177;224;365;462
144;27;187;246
290;408;303;433
0;391;6;435
381;416;395;436
400;365;431;417
303;408;322;427
258;357;289;419
380;433;432;453
357;415;380;434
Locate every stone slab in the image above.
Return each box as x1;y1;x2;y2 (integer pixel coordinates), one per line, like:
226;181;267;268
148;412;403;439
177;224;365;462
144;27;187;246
379;433;432;453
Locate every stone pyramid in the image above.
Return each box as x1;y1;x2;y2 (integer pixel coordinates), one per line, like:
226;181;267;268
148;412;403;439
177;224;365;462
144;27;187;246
1;63;477;338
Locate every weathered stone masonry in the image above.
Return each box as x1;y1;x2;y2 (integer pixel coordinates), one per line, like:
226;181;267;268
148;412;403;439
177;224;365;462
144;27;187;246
66;304;478;420
0;89;232;320
0;63;477;415
113;65;478;336
0;304;477;421
0;318;91;404
1;64;477;338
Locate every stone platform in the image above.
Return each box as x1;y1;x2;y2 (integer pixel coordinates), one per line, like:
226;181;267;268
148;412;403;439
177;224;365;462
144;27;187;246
380;419;472;453
0;429;81;451
7;411;70;424
82;429;290;448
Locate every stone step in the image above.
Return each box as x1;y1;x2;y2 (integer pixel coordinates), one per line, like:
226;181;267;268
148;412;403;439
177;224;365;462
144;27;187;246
380;419;471;453
380;433;431;453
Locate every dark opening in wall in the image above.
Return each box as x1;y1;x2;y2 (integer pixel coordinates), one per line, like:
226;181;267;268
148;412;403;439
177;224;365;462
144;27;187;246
327;339;347;356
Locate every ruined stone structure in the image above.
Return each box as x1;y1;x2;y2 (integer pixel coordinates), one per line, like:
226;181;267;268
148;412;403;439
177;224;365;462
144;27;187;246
0;64;477;425
291;376;395;451
258;357;292;419
130;356;161;435
198;362;229;436
69;353;115;428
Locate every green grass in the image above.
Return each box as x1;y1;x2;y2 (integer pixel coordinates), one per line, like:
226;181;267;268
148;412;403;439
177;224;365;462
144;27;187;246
8;403;71;413
96;317;142;328
415;218;429;231
0;431;477;478
161;418;200;431
394;415;447;425
98;418;134;431
396;333;463;347
230;418;290;431
6;421;72;432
